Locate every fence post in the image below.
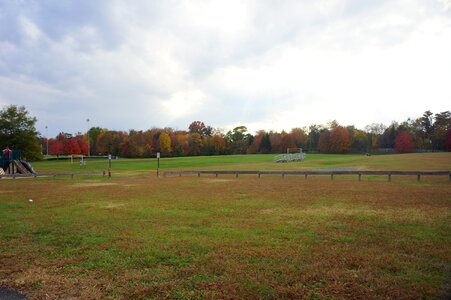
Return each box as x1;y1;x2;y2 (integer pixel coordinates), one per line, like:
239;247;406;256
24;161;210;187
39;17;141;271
388;173;391;182
198;172;200;177
258;172;261;179
216;173;218;178
417;174;420;182
305;174;308;180
282;172;285;179
235;172;238;178
358;173;361;181
331;174;334;180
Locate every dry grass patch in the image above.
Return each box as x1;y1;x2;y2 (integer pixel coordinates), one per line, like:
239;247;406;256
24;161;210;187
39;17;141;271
0;174;450;299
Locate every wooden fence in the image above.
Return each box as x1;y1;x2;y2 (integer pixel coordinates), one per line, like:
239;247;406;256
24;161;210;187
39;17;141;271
0;170;110;179
163;170;451;182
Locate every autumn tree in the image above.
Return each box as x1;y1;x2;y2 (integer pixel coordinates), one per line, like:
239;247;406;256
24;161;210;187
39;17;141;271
159;132;172;154
395;131;414;153
189;133;203;156
280;131;296;152
96;131;127;156
48;139;64;156
174;132;189;156
318;130;331;153
127;130;148;157
290;127;308;149
269;132;282;153
212;134;226;154
446;129;451;151
188;121;213;137
330;126;351;153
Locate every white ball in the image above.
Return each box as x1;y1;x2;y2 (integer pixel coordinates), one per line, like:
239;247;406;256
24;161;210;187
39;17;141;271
29;199;33;202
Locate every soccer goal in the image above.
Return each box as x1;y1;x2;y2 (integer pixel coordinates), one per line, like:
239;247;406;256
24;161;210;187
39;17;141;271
274;148;306;163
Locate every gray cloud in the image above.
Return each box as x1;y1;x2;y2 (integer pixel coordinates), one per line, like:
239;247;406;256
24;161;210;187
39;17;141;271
1;0;450;136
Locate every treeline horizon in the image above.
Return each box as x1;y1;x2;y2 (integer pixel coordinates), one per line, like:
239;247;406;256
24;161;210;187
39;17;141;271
41;110;451;157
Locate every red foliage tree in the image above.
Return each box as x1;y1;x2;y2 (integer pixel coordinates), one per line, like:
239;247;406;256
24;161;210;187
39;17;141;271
64;138;81;154
77;138;88;155
394;131;414;153
445;129;451;151
48;140;64;155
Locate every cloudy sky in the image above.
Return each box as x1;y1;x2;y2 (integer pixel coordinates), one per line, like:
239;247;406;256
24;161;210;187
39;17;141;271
1;0;450;136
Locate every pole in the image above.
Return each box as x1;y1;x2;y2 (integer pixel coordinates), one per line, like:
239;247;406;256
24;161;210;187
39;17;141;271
45;126;49;156
86;118;90;157
157;152;160;177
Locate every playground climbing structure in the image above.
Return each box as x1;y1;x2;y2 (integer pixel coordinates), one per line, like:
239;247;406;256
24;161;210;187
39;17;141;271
1;149;35;175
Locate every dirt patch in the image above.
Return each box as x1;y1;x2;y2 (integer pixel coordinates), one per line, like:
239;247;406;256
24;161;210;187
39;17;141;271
203;179;233;183
304;167;360;171
101;203;125;209
72;182;117;188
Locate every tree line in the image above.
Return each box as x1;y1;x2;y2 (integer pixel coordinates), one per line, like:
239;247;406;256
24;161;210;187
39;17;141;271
41;111;450;157
0;105;449;160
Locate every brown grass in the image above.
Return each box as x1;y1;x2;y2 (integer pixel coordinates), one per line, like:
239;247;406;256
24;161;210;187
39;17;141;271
0;173;450;299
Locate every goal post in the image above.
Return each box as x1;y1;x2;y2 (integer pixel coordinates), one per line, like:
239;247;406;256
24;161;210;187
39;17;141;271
274;148;306;163
286;148;303;154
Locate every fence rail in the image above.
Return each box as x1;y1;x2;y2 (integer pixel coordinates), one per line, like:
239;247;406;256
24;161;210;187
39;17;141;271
0;170;110;179
163;170;451;182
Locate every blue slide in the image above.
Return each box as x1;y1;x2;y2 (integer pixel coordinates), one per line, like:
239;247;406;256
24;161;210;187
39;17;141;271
19;160;36;174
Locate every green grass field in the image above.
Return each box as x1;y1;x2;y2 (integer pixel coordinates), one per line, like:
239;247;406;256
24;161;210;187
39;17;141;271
32;152;451;174
1;153;450;299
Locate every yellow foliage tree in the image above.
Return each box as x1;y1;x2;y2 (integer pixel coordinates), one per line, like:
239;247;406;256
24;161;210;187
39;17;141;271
159;132;172;154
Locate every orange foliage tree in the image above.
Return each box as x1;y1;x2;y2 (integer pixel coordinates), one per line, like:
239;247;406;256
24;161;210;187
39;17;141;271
329;126;351;153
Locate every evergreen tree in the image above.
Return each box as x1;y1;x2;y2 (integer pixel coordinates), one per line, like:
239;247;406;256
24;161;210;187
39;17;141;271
259;133;272;153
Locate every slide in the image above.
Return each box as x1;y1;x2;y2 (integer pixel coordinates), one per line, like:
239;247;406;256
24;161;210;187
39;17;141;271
19;160;36;174
13;160;28;174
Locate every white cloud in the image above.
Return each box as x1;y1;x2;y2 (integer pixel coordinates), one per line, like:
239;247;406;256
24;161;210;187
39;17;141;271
19;16;42;42
160;89;207;120
0;0;450;136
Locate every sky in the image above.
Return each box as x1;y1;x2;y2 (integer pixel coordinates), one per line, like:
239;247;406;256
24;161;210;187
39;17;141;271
0;0;450;137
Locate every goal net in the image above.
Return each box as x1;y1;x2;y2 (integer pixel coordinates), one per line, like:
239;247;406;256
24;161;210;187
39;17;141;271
274;148;305;163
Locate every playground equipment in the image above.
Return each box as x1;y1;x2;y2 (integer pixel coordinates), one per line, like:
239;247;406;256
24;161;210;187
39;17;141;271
274;148;305;163
1;148;36;175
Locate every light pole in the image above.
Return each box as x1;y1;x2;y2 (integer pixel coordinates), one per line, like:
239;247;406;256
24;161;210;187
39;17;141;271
86;118;90;156
45;126;49;156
